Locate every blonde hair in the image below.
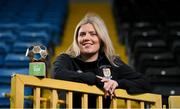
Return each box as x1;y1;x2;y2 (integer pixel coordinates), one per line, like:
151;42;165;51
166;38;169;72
66;13;117;65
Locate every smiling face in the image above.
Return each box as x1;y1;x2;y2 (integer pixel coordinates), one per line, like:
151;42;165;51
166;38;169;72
77;23;101;61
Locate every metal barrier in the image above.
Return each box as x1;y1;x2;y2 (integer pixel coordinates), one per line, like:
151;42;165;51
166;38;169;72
9;74;162;108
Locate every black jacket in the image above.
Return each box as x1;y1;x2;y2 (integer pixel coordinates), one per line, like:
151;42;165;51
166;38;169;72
52;53;151;108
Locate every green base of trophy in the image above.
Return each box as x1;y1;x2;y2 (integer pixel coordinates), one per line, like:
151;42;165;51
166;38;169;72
29;62;46;77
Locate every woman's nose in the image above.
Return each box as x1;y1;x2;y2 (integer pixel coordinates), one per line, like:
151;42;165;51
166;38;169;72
83;33;91;40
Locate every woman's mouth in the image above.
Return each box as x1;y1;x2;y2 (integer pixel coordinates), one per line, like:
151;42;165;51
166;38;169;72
82;43;93;46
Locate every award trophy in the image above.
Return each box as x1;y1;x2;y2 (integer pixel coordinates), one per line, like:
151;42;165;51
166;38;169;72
26;44;48;78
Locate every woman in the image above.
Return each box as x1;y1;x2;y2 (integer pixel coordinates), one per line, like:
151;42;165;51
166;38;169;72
52;13;151;108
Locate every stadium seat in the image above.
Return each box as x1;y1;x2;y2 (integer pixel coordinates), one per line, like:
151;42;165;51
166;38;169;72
4;54;29;68
0;43;10;67
136;52;175;73
18;31;50;46
129;29;163;53
0;84;10;108
145;67;180;83
133;22;159;31
171;40;180;66
0;43;10;54
166;22;180;32
171;40;180;55
12;42;32;54
0;84;33;108
152;84;180;96
20;23;61;45
0;68;29;83
0;31;16;44
0;55;4;67
21;23;53;33
0;23;20;33
133;40;167;60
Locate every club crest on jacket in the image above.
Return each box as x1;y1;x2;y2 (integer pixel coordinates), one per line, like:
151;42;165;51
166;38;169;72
102;68;112;79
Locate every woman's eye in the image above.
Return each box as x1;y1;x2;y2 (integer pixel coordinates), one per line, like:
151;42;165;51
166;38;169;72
79;32;86;36
90;33;97;36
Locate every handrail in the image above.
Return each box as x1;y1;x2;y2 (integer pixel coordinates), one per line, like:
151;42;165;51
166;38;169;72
169;96;180;108
10;74;162;108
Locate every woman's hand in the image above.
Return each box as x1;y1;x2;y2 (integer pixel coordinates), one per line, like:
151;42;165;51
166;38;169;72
96;76;118;98
101;78;118;94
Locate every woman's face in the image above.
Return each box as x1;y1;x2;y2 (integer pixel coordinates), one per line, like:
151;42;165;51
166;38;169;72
77;23;101;57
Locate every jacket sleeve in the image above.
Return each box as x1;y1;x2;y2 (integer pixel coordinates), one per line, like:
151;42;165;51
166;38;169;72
114;58;152;94
52;54;96;85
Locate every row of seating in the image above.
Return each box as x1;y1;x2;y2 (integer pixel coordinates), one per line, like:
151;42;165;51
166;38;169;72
0;84;33;108
126;24;180;52
113;0;180;106
0;0;69;108
0;21;64;46
0;0;68;23
0;19;68;69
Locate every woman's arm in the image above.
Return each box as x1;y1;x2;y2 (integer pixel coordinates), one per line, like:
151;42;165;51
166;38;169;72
52;54;96;85
114;58;152;94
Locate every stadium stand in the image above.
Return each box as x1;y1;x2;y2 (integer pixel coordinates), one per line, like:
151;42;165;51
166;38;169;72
113;0;180;107
0;0;68;107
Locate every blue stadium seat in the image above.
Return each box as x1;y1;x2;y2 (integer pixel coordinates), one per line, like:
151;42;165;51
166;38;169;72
0;43;10;54
18;31;50;46
21;23;53;33
0;84;10;108
0;23;20;33
0;55;4;67
0;68;29;83
0;84;33;108
4;54;29;68
0;12;15;22
12;42;32;54
20;23;56;44
0;43;10;67
0;31;16;44
17;17;37;24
